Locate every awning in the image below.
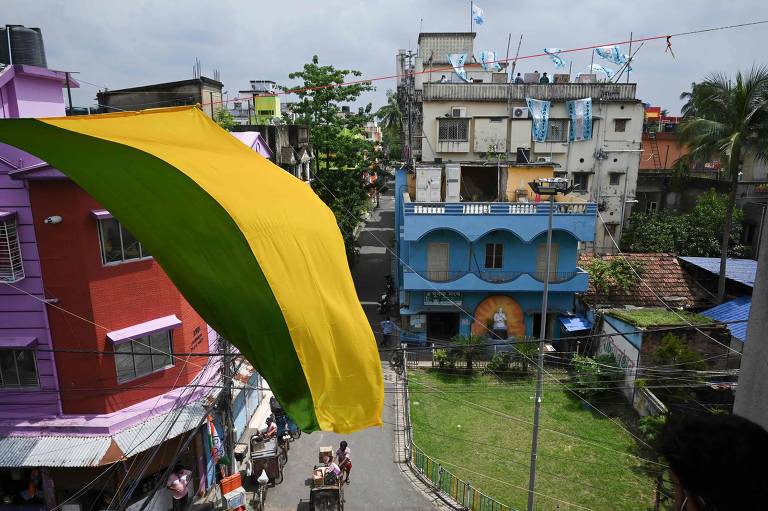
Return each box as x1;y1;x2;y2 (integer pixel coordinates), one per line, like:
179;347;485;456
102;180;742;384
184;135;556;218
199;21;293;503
106;314;181;344
90;209;113;220
0;401;209;467
559;314;592;332
0;337;38;348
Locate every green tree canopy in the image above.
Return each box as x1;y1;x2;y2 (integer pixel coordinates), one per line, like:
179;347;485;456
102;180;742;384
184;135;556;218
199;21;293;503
678;67;768;301
622;190;746;257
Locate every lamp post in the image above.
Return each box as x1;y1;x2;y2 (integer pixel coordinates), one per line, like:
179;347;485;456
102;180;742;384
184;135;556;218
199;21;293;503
526;177;573;511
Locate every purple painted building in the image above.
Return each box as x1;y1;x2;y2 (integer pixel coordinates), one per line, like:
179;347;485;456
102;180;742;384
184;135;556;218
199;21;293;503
0;65;262;510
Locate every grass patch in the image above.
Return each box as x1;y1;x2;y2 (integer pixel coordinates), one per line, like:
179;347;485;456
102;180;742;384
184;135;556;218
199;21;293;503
409;369;658;511
605;307;713;328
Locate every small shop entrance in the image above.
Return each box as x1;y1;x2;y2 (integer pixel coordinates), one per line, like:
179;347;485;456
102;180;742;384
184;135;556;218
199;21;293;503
427;312;460;342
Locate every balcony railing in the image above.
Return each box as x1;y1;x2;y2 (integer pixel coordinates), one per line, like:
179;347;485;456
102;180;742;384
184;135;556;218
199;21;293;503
423;82;637;102
404;268;583;284
404;202;595;216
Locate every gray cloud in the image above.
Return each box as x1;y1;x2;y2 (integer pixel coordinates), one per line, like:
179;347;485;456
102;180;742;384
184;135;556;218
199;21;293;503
5;0;768;114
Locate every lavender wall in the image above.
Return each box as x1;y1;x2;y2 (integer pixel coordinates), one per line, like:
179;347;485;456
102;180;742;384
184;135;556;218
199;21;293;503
0;146;61;418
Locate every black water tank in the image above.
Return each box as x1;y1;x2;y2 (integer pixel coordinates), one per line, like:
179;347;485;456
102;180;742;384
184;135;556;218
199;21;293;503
0;25;47;68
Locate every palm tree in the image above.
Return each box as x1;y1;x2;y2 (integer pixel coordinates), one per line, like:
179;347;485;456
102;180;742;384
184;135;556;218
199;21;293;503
450;334;484;371
375;89;402;130
678;67;768;302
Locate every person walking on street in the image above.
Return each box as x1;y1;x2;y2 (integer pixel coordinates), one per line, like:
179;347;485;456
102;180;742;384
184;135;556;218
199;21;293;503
336;440;352;484
380;319;396;346
167;463;192;511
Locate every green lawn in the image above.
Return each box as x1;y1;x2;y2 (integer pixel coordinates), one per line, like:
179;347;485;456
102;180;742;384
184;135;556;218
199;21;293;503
409;370;658;511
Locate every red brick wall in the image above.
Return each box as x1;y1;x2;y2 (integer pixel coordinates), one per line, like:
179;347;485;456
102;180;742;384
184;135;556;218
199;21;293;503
30;180;208;414
638;326;731;370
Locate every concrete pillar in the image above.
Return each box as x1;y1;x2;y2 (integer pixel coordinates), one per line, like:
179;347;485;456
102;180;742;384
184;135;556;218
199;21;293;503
734;206;768;430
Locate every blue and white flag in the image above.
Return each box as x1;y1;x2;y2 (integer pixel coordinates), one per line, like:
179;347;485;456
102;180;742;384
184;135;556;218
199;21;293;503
567;98;593;142
594;45;631;71
448;53;471;83
480;50;501;72
526;98;551;143
544;48;566;69
590;63;615;79
472;3;485;25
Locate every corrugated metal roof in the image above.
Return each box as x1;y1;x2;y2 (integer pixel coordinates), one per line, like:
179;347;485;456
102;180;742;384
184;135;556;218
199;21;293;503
701;296;752;343
559;314;592;332
0;401;208;468
680;257;757;288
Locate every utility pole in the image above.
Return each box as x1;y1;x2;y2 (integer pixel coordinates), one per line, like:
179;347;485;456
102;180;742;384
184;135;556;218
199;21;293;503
65;72;73;116
220;337;237;476
526;178;572;511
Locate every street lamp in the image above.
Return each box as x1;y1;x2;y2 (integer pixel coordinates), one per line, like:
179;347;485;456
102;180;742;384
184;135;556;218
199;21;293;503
525;177;572;511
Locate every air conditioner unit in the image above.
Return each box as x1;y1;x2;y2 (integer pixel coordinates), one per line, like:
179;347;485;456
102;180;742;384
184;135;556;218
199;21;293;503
512;107;529;119
536;156;552;163
451;106;466;118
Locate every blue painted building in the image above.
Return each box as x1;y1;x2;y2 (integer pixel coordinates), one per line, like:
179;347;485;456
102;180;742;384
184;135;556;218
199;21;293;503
394;166;597;344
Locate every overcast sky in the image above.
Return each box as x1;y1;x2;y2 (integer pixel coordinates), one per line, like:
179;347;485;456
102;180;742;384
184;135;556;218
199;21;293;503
5;0;768;115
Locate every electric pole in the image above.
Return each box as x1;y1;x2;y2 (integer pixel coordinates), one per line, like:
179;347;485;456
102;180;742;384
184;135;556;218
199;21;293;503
526;178;573;511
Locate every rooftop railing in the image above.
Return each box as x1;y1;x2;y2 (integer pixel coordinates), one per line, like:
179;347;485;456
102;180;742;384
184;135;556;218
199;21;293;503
404;202;596;216
403;268;585;284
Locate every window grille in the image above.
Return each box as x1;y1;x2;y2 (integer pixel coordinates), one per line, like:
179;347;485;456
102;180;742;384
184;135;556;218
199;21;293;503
546;120;567;142
0;349;38;388
438;119;469;142
0;215;24;283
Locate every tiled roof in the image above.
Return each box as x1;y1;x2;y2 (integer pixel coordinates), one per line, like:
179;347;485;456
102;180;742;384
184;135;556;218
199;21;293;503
679;257;757;288
579;253;712;309
700;296;752;342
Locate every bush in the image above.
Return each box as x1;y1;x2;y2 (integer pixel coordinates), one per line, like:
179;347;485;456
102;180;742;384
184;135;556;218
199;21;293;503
486;352;512;373
434;349;451;369
638;414;666;444
570;353;621;397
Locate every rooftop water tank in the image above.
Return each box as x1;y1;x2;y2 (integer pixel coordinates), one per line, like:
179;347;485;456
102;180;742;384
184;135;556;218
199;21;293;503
0;25;48;68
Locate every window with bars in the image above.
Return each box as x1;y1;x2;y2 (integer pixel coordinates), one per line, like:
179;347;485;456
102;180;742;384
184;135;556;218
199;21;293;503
484;243;503;269
614;118;629;132
546;120;567;142
438;118;469;142
0;349;38;388
572;173;590;192
0;214;24;283
98;218;151;266
115;331;174;383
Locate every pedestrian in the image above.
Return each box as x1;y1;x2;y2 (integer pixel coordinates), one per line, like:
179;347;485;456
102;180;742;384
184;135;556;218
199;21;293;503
539;72;550;84
166;463;192;511
380;318;395;346
533;70;540;83
514;72;523;84
336;440;352;484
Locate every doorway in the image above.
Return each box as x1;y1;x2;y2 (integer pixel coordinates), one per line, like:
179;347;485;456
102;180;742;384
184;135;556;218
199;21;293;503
427;312;460;342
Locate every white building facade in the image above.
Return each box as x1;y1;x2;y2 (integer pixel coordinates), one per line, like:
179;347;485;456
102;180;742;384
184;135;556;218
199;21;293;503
399;33;644;253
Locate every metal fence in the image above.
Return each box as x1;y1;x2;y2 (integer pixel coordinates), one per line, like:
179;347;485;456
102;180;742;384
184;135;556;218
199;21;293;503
411;441;514;511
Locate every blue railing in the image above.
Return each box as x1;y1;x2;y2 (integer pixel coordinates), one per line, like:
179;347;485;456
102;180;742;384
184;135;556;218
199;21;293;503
403;201;596;216
403;268;585;284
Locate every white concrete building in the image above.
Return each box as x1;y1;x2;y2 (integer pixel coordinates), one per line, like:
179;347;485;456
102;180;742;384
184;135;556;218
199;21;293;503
398;33;644;253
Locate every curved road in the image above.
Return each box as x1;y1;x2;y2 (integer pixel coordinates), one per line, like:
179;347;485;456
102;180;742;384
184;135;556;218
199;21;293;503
264;183;434;510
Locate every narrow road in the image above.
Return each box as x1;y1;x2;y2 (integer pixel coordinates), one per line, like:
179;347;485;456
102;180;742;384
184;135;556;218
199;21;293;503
264;181;434;510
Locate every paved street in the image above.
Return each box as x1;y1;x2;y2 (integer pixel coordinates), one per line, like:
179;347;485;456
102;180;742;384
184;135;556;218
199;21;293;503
264;182;435;510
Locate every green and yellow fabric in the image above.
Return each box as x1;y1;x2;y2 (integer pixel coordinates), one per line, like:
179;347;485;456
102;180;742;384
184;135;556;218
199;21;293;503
0;106;382;433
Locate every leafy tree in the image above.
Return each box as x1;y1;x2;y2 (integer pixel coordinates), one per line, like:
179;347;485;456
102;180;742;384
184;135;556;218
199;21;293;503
376;90;403;163
285;56;378;259
213;107;236;130
284;55;375;171
653;334;706;372
678;67;768;302
622;190;746;257
513;341;538;373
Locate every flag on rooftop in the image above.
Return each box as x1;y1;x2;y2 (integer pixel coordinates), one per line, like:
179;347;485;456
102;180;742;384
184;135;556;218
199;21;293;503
472;3;485;25
0;106;384;434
